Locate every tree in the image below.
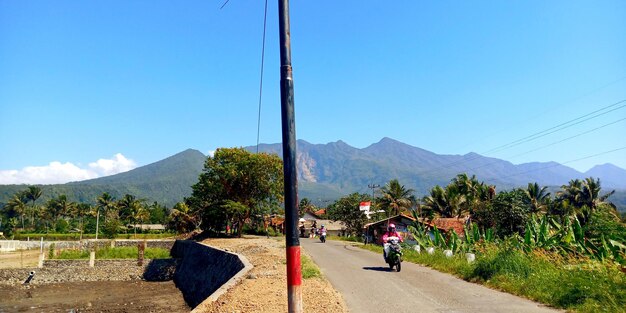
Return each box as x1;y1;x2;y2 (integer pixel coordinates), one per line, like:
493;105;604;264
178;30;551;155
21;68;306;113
421;185;467;218
377;179;414;217
492;189;530;237
95;192;116;239
5;193;27;230
117;194;146;238
556;177;617;227
524;182;551;214
187;148;284;237
25;186;42;227
327;193;370;235
73;203;92;241
167;202;197;233
45;195;75;232
299;198;316;217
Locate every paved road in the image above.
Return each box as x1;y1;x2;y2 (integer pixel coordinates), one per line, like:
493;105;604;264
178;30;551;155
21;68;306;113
301;238;558;313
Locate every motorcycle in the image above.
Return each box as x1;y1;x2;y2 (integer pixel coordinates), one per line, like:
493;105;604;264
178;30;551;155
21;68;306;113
319;230;327;243
384;236;402;272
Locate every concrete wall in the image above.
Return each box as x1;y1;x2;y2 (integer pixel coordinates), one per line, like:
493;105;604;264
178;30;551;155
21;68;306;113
14;239;175;251
170;240;252;310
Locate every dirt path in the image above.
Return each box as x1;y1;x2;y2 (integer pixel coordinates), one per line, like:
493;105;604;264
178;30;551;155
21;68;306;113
200;236;348;313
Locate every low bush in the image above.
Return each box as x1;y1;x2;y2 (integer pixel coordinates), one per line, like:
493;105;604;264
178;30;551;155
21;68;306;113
51;246;171;260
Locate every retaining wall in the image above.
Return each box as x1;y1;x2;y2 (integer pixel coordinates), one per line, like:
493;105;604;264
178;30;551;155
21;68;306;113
13;239;175;251
170;240;253;310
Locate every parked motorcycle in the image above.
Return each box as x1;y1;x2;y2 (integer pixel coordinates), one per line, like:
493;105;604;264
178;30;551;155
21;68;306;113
385;236;402;272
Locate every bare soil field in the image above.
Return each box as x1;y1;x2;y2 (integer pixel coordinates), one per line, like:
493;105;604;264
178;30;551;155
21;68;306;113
0;250;40;269
0;280;189;313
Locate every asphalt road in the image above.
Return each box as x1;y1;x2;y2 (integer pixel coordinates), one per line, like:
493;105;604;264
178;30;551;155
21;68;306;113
301;238;559;313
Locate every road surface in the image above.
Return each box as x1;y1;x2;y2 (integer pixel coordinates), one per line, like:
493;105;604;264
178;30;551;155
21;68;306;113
301;238;558;313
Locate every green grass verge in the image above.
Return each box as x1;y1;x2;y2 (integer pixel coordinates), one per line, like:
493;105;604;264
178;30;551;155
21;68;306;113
359;243;626;313
301;254;322;279
54;247;171;260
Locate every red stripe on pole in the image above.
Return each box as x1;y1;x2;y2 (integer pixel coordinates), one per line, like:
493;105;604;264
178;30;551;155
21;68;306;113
286;246;302;286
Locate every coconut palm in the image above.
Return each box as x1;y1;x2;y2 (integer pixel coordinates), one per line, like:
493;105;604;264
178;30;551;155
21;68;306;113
6;193;28;230
117;194;146;237
377;179;415;217
25;186;42;227
524;182;551;214
73;203;92;241
95;192;116;239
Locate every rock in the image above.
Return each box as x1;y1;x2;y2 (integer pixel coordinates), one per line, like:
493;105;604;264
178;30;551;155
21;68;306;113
246;273;257;279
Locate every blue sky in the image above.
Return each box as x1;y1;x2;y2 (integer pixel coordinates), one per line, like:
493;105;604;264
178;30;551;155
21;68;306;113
1;0;625;184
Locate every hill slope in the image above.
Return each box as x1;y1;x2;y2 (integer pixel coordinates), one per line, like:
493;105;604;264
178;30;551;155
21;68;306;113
0;149;206;207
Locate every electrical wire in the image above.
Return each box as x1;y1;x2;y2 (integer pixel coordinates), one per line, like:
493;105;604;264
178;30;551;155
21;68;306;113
418;98;626;175
256;0;269;153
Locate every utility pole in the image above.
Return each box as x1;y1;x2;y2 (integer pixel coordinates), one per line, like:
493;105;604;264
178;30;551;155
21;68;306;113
368;183;380;219
278;0;302;312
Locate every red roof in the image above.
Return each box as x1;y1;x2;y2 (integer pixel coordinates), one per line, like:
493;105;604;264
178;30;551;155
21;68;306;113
431;217;468;236
314;208;326;216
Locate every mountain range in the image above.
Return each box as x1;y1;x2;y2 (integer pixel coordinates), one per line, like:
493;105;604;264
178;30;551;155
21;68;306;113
1;138;625;211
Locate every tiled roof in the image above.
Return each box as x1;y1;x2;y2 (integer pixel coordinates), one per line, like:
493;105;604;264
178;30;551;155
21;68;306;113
432;217;468;236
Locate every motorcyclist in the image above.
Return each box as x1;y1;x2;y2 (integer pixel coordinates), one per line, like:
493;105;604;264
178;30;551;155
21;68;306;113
382;223;403;260
319;224;327;235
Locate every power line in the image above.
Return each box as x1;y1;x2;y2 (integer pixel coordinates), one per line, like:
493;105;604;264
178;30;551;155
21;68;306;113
418;98;626;176
483;99;626;155
256;0;269;153
499;146;626;180
465;116;626;173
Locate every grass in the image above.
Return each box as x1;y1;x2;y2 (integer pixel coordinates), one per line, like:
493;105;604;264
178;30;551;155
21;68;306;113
15;232;175;241
301;254;322;279
358;243;626;313
54;247;171;260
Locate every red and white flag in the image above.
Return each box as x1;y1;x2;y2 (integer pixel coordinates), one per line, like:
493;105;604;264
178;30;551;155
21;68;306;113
359;201;371;211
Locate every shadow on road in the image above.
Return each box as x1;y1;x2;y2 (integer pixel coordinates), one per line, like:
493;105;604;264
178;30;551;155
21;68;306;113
362;266;393;272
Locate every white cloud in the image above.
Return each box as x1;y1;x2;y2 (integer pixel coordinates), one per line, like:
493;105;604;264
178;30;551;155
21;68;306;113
0;154;137;185
207;150;215;157
89;153;136;176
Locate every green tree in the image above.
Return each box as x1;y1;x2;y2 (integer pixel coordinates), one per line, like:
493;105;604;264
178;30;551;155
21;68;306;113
5;193;28;230
377;179;414;217
524;182;551;214
25;186;42;227
46;195;75;233
167;202;197;233
299;198;316;217
187;148;284;237
421;185;466;218
73;203;92;241
327;193;370;235
117;194;146;237
492;189;530;237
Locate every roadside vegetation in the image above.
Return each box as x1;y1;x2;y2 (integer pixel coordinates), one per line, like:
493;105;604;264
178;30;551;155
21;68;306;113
301;254;322;279
52;246;171;260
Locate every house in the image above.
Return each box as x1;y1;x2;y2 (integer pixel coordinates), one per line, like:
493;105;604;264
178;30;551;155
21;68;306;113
300;211;346;237
363;214;417;245
362;214;470;245
128;224;166;231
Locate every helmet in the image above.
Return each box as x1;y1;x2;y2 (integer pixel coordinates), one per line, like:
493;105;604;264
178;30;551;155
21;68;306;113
321;224;325;227
389;223;396;230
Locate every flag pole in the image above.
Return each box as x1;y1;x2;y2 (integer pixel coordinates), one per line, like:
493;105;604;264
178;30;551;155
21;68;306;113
278;0;302;312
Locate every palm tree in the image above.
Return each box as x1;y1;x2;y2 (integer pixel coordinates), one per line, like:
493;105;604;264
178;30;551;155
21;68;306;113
46;195;75;226
556;177;616;226
421;185;467;218
117;194;145;237
6;193;28;230
167;202;197;233
377;179;415;217
73;203;92;241
96;192;115;239
25;186;42;227
524;182;551;214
